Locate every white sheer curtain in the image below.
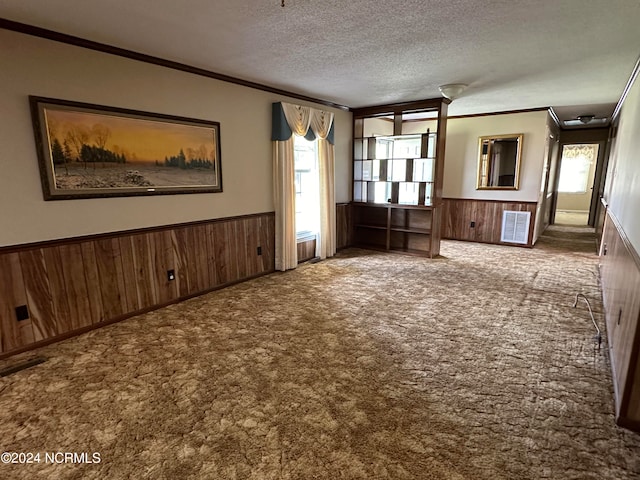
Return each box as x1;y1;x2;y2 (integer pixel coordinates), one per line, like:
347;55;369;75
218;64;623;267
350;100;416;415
282;103;312;137
558;144;599;193
273;103;311;271
310;109;336;259
562;144;599;159
273;137;297;271
490;143;502;186
272;102;335;271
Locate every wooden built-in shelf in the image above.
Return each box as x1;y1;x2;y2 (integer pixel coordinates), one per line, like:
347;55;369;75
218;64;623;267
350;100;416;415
352;202;437;258
351;202;436;210
351;98;448;258
390;226;431;235
355;223;386;231
388;247;431;256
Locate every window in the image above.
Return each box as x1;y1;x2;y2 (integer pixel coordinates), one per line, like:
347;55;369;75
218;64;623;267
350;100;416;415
557;144;599;193
294;135;319;239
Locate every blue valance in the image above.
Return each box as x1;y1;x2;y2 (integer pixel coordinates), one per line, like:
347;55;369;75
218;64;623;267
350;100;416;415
271;102;335;145
327;122;335;145
271;102;292;141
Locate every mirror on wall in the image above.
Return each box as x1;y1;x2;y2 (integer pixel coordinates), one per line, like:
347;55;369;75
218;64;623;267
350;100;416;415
476;134;523;190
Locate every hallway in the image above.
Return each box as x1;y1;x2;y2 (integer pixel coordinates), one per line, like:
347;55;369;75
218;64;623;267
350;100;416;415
538;222;598;255
554;210;590;226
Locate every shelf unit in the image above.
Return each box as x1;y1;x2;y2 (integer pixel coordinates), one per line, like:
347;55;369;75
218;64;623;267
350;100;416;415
351;98;449;257
353;133;437;205
353;202;438;256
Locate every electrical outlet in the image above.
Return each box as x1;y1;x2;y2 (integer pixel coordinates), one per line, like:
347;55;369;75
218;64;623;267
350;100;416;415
15;305;29;321
257;246;262;256
167;269;175;281
470;221;475;228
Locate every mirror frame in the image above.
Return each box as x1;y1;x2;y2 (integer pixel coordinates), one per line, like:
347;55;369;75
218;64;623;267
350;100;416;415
476;133;523;190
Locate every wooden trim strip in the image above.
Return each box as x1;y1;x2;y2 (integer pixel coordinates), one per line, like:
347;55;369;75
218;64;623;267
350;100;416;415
616;416;640;433
548;107;561;128
0;18;349;112
442;197;538;205
446;107;549;120
352;98;448;117
0;211;275;254
0;268;274;361
612;54;640;123
365;107;550;122
441;236;534;249
609;335;623;417
0;356;47;377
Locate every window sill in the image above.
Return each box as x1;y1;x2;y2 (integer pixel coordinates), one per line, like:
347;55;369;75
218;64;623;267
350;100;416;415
296;232;317;243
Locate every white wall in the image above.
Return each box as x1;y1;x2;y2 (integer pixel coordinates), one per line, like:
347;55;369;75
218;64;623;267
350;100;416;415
401;120;438;135
363;118;393;136
604;73;640;251
0;29;352;247
442;111;548;201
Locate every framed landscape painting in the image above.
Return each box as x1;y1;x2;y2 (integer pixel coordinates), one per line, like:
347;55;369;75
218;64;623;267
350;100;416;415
29;96;222;200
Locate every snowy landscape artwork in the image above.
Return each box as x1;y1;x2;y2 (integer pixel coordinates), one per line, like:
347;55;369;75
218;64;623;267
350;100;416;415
30;97;222;200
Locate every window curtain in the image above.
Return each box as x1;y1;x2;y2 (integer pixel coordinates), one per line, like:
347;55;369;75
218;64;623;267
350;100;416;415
562;144;599;159
490;143;502;186
310;110;336;260
272;102;336;271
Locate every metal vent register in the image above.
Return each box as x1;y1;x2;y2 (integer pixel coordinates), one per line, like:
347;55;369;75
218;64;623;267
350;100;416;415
501;210;531;244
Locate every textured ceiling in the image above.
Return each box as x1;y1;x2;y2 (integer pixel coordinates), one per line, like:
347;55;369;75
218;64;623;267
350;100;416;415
1;0;639;121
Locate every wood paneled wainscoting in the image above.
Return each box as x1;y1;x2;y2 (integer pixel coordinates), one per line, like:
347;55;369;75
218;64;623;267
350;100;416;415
336;203;353;250
0;212;275;359
297;202;353;262
297;238;316;263
442;198;538;247
600;210;640;431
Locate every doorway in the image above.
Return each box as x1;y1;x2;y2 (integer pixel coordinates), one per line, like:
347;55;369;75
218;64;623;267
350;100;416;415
554;143;599;226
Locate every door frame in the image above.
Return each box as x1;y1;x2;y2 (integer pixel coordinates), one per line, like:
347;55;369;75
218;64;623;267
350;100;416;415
549;128;610;227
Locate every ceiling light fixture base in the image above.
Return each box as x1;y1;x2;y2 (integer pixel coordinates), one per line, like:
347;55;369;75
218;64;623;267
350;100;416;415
438;83;467;101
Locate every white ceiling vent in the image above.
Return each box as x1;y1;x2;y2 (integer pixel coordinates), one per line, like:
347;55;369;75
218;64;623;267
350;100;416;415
501;210;531;245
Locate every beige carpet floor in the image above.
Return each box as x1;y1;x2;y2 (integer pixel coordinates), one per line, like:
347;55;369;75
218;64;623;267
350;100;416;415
554;210;590;226
0;227;639;479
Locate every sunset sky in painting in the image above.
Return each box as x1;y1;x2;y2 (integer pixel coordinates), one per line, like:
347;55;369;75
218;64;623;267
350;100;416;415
45;107;217;164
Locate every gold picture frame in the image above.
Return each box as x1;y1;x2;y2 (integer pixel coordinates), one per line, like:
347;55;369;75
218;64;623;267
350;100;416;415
476;133;523;190
30;96;222;200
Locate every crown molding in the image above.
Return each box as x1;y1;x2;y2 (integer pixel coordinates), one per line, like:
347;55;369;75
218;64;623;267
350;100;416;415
447;106;549;120
612;54;640;123
0;18;350;111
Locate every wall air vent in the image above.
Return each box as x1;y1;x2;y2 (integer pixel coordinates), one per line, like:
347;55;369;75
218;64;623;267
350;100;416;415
501;210;531;245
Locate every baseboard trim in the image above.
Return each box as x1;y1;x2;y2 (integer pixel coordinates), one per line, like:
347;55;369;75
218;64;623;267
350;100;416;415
441;237;533;249
616;416;640;433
